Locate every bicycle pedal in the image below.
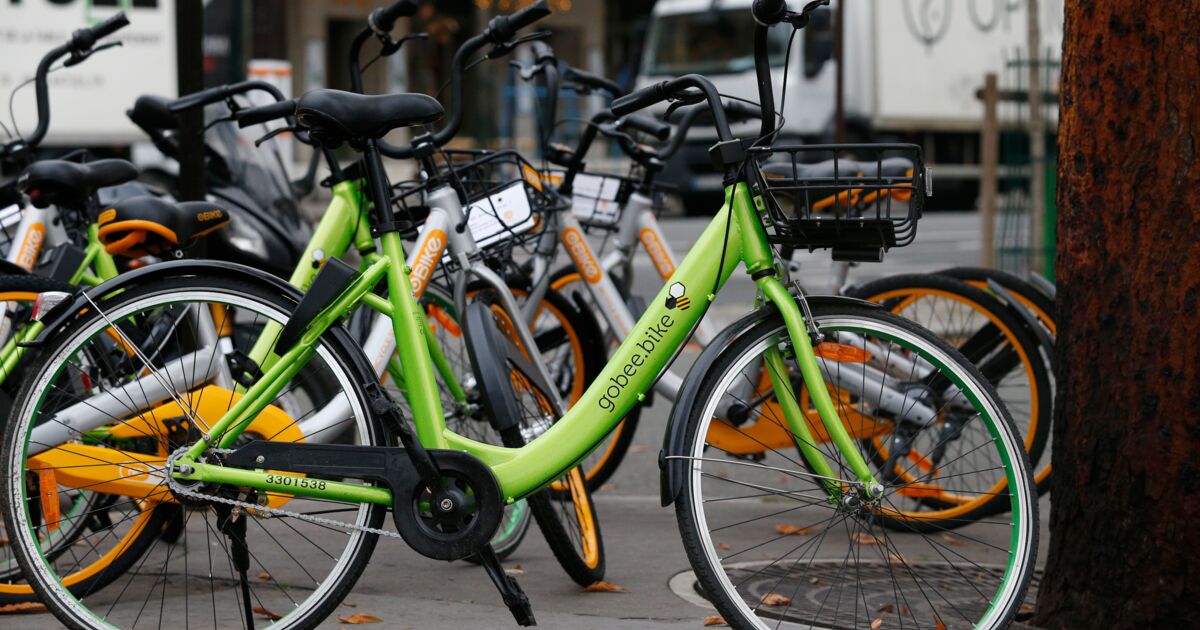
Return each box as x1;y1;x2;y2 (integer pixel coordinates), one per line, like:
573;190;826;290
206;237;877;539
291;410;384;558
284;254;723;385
476;544;537;626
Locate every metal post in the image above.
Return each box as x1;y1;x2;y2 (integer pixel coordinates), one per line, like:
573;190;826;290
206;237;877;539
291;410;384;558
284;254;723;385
833;0;845;144
1026;0;1045;273
176;0;206;201
979;73;999;268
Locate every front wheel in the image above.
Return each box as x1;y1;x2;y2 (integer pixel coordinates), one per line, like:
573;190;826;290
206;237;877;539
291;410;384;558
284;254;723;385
675;303;1037;630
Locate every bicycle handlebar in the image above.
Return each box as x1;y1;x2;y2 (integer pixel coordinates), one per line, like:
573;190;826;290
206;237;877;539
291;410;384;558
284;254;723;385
610;74;734;143
377;1;553;159
369;0;420;36
235;98;297;127
485;0;551;44
617;115;670;141
71;12;130;53
562;66;622;99
168;80;286;113
12;11;130;152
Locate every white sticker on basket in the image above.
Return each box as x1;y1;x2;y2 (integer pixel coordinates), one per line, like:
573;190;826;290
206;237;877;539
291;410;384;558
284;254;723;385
462;181;537;250
571;173;621;226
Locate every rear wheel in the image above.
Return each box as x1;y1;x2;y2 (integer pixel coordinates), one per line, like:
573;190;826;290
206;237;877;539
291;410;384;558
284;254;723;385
676;303;1037;630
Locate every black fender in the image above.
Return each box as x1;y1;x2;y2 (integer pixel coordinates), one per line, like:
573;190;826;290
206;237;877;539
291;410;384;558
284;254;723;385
987;279;1056;370
28;259;302;348
658;294;882;507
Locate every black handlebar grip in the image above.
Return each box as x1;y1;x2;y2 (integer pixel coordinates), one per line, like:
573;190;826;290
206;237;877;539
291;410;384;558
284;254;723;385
486;0;551;44
751;0;788;25
610;82;667;118
723;100;763;120
369;0;419;35
236;99;297;127
620;115;670;142
72;12;130;52
563;67;622;98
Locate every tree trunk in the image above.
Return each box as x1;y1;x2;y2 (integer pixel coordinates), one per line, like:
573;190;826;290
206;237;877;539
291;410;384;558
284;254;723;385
1036;1;1200;628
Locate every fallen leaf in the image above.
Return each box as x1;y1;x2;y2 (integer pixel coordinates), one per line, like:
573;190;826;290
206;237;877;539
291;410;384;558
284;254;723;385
506;565;525;576
257;571;272;581
580;581;626;593
759;593;791;606
598;483;618;493
851;532;883;545
887;551;911;565
941;534;963;547
877;603;895;614
871;619;883;630
0;602;47;615
253;607;281;621
628;444;650;454
703;614;728;626
934;615;947;630
337;613;383;624
0;537;8;545
775;524;816;536
1020;603;1035;613
717;543;731;551
902;607;911;617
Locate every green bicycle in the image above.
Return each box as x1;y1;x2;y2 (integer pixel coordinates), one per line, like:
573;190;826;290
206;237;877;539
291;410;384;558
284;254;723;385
1;2;1037;628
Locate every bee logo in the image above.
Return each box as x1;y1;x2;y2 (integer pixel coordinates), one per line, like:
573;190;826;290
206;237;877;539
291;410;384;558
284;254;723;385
665;282;690;310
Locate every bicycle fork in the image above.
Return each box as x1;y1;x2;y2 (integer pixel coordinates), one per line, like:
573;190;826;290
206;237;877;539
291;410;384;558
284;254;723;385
756;276;883;499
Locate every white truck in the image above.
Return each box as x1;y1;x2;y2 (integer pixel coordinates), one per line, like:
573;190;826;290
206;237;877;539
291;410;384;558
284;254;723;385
637;0;1063;211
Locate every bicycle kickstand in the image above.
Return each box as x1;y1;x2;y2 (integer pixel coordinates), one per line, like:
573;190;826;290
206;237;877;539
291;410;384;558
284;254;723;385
476;543;537;626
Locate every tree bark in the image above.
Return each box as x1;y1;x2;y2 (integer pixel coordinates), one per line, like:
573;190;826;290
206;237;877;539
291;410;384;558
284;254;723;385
1036;1;1200;628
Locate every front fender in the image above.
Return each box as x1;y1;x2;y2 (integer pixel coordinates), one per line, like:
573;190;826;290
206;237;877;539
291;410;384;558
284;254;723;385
658;294;881;507
26;260;303;348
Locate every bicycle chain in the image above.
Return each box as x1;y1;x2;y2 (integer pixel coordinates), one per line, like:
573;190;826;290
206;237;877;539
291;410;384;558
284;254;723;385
165;448;403;540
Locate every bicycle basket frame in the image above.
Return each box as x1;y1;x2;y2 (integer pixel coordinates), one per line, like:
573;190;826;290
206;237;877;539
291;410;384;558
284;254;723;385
750;143;928;261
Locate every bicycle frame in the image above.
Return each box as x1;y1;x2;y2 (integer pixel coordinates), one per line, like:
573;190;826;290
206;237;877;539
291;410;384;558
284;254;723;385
170;179;882;504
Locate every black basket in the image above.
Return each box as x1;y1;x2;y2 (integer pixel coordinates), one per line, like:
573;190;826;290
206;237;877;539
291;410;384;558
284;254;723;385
750;143;928;262
392;149;559;253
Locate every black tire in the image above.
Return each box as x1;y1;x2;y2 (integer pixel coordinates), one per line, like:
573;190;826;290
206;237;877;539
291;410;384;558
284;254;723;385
847;273;1053;492
462;297;606;586
675;302;1038;630
1;274;387;629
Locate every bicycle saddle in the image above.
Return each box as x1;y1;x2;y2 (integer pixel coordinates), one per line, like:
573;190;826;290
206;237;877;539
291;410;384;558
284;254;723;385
97;195;229;257
18;159;139;209
763;156;913;180
295;89;444;145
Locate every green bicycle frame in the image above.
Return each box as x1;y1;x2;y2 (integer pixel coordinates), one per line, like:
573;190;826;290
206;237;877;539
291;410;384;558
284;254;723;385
174;180;881;505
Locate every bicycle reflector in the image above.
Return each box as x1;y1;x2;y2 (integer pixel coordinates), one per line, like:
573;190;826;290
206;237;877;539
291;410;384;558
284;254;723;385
813;342;870;363
32;291;72;322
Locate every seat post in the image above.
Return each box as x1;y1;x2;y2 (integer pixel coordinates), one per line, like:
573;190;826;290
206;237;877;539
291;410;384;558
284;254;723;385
361;138;398;232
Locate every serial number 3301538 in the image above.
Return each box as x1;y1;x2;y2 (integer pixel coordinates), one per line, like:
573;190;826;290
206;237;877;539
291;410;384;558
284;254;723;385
265;474;326;490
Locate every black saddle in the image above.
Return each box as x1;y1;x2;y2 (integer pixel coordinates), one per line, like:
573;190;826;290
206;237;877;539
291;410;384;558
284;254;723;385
18;159;139;209
295;89;443;145
763;157;913;180
97;195;229;258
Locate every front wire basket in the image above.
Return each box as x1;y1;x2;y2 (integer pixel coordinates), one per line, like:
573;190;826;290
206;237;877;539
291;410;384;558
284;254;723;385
749;143;929;262
392;149;561;263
